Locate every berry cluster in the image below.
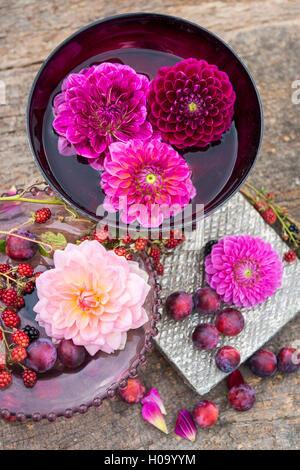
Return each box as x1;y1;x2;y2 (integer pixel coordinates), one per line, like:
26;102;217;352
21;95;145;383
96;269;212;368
0;259;40;391
242;183;300;259
0;321;40;389
0;261;37;316
80;227;186;276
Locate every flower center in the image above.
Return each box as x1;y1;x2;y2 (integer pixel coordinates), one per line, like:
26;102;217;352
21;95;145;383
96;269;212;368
77;291;100;312
135;166;164;198
244;268;253;278
92;102;123;132
188;102;198;112
145;173;157;184
234;259;261;285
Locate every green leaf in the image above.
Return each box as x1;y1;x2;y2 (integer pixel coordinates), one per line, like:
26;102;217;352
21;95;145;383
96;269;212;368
40;231;67;249
38;245;52;258
0;239;6;253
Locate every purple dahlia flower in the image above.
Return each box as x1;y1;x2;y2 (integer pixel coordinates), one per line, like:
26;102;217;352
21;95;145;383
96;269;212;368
101;139;196;228
205;235;283;308
147;58;236;149
52;63;153;169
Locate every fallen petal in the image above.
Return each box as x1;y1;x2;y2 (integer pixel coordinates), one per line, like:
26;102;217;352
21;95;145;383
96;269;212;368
174;409;197;442
141;402;168;434
141;387;167;415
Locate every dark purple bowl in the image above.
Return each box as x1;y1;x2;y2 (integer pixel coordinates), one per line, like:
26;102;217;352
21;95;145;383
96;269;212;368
27;13;263;224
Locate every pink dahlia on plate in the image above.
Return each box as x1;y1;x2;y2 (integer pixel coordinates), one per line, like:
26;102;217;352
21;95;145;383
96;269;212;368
33;241;150;355
101;139;196;227
205;235;283;308
147;58;236;149
52;62;153;169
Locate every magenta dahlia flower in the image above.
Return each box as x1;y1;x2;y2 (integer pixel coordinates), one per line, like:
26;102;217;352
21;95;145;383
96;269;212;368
205;235;283;308
53;63;153;169
101;139;196;227
147;58;236;149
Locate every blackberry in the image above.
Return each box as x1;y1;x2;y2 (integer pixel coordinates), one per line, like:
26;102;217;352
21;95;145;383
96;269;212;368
23;325;40;343
204;239;218;257
289;223;299;234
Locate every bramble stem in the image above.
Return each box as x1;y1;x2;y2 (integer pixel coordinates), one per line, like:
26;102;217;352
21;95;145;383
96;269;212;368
0;196;63;205
243;182;298;247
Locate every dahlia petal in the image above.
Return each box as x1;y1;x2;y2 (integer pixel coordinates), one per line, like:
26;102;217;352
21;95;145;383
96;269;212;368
141;388;167;415
174;410;197;442
141;402;168;434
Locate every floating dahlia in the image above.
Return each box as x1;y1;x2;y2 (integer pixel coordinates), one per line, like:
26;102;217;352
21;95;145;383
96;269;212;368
205;235;283;308
101;139;196;227
53;63;153;169
147;58;236;149
33;241;150;355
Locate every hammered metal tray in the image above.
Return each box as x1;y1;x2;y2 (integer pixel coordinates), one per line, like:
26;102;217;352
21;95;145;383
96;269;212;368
155;192;300;395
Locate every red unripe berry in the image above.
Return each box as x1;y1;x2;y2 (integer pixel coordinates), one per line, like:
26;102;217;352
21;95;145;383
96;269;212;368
254;200;267;212
284;250;296;263
262;208;277;224
0;264;11;274
150;247;161;261
165;238;179;249
114;247;127;257
11;346;27;362
35;207;51;224
2;288;17;306
0;370;12;388
24;281;35;294
135;238;147;251
12;330;29;348
155;263;164;275
18;263;34;277
94;228;109;243
122;234;133;244
22;369;37;388
2;308;19;328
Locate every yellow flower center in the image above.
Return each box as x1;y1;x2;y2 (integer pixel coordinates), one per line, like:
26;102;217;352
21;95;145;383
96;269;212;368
188;102;198;112
244;268;253;278
146;173;157;184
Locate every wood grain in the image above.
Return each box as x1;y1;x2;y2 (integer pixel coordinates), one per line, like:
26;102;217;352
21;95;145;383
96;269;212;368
0;0;299;450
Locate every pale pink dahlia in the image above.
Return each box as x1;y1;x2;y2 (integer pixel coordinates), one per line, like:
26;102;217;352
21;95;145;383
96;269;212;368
53;63;153;169
33;241;150;355
101;139;196;227
205;235;283;308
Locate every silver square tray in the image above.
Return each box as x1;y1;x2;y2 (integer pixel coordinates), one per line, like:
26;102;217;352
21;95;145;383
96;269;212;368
155;192;300;395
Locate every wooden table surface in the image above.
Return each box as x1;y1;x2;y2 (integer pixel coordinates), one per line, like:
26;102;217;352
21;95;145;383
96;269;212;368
0;0;299;450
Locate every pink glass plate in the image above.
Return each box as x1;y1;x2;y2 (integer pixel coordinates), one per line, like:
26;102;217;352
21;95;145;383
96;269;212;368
0;188;161;422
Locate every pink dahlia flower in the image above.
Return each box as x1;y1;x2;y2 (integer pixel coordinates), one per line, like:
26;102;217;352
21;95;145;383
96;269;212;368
33;240;150;355
205;235;283;308
147;58;236;149
101;139;196;227
53;63;153;169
